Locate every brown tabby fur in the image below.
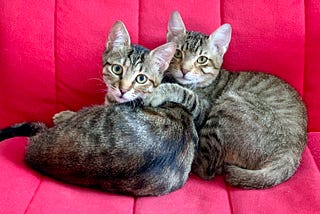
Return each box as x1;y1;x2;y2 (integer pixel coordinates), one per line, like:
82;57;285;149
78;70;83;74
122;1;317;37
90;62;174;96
145;11;307;189
0;21;199;196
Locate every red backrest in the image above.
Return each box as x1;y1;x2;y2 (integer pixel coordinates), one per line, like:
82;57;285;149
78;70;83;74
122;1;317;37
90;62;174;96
0;0;319;131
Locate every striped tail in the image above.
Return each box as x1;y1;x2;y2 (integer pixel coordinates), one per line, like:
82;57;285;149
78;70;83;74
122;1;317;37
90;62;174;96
0;122;46;141
224;154;299;189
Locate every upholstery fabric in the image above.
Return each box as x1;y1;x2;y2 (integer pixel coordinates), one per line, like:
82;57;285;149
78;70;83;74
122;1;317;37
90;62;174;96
1;0;320;213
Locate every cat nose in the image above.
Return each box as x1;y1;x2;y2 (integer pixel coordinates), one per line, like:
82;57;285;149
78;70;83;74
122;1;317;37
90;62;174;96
120;88;128;95
181;69;189;76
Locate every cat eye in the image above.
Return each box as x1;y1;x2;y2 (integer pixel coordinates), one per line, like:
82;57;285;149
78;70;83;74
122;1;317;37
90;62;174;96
174;50;183;59
111;64;123;75
197;56;208;65
135;74;148;84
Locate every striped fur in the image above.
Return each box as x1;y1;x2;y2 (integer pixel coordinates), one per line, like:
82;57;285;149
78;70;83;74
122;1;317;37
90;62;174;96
24;102;198;196
0;21;200;196
146;11;307;189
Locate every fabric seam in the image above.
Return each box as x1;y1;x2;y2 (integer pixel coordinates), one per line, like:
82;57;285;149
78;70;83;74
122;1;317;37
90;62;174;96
220;0;224;24
225;183;234;214
307;145;320;173
133;197;137;214
137;0;141;45
302;0;307;98
54;0;58;114
23;176;43;214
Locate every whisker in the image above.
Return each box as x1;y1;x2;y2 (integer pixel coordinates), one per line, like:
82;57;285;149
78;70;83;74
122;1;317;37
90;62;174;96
87;78;108;89
88;77;104;82
96;89;108;93
88;78;105;84
91;90;107;95
94;84;107;88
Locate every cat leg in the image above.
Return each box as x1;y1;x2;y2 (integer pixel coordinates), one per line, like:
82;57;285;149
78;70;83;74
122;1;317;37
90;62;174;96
53;110;76;125
144;83;210;126
191;132;225;180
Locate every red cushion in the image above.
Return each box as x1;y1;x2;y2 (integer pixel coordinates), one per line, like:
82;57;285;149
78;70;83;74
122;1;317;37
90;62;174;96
1;135;320;213
1;0;320;213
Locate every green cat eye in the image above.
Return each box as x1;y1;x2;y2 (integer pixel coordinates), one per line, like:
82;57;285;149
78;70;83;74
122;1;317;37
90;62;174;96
111;64;123;75
136;74;148;84
197;56;208;65
174;50;183;59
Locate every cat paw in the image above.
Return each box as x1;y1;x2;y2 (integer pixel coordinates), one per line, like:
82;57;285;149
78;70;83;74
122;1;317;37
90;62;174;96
143;93;165;107
143;83;182;107
53;110;76;125
143;86;170;107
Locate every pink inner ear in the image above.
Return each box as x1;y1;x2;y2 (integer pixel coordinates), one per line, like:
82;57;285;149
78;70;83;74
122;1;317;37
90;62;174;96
209;25;232;52
150;44;176;72
168;12;186;40
169;25;185;36
107;22;131;50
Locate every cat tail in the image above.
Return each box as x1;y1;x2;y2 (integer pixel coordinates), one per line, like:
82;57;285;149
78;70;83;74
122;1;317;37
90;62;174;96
224;155;299;189
0;122;46;141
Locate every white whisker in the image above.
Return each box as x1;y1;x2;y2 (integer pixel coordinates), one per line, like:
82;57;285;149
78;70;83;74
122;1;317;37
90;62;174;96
88;77;104;83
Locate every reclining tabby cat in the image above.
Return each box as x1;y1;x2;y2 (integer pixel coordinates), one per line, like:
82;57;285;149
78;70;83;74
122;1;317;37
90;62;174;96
145;11;307;189
0;21;205;196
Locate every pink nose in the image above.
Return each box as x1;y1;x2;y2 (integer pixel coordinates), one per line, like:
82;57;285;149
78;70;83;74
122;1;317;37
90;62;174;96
181;69;188;75
120;88;128;95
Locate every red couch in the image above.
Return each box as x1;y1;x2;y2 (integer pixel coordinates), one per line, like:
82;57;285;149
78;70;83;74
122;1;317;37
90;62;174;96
1;1;320;213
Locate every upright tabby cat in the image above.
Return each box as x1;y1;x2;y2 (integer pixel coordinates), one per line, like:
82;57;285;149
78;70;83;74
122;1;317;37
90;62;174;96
145;11;307;189
0;21;200;196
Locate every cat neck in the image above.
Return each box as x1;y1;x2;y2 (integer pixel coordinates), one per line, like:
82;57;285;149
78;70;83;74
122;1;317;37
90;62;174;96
187;69;232;102
162;69;233;103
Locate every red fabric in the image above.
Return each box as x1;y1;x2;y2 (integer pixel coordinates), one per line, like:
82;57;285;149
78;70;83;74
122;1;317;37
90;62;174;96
1;136;320;213
1;0;320;213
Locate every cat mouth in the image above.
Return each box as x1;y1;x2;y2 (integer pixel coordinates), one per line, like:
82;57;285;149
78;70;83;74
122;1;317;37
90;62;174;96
114;96;131;103
108;89;134;103
176;75;194;84
177;70;193;80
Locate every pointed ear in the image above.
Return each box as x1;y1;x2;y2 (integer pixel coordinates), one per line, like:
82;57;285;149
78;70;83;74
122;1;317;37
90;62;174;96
106;20;131;51
149;42;177;73
167;11;186;43
208;24;232;56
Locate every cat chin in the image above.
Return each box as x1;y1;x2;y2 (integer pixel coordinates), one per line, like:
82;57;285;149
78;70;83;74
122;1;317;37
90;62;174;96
114;97;133;103
108;94;132;103
175;73;211;86
175;77;198;85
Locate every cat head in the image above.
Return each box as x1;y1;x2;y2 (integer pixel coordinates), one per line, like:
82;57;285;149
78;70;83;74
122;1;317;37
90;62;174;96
103;21;176;104
166;11;232;87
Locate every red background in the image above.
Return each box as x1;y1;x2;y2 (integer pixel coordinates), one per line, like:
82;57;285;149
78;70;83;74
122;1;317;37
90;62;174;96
1;0;320;213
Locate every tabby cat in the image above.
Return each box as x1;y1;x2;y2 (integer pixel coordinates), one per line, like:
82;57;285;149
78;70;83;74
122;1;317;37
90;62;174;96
0;21;199;196
145;11;307;189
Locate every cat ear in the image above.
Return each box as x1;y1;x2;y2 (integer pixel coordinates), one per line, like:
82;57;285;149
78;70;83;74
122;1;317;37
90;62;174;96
167;11;186;43
208;24;232;56
149;42;177;73
106;20;131;51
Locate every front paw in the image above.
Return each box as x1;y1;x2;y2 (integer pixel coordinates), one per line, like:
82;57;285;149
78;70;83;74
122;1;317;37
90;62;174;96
143;84;173;107
144;93;166;108
53;110;76;125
